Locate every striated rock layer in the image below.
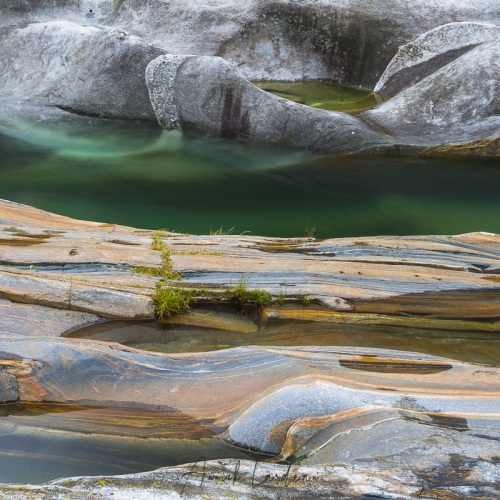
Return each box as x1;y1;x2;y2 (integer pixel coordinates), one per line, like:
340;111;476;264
0;200;499;496
1;198;499;333
0;340;499;496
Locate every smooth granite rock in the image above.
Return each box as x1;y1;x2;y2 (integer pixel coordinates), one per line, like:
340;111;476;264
1;199;499;328
0;20;164;119
375;22;500;95
0;336;498;496
0;4;497;154
0;298;105;337
95;0;499;86
146;54;388;152
1;1;498;93
365;40;500;146
146;41;499;153
0;201;500;331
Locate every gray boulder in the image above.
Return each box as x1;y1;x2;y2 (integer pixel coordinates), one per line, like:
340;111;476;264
99;0;499;87
365;40;500;145
146;54;388;153
1;0;499;86
375;22;500;95
0;20;164;119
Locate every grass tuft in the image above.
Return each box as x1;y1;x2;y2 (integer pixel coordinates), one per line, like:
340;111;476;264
151;230;165;251
304;221;317;238
153;284;195;320
277;289;286;307
210;225;235;236
226;277;272;309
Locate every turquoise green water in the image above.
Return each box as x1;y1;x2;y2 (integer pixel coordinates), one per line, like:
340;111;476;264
0;115;499;238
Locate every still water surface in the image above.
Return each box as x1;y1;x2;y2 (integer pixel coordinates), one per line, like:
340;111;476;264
69;313;500;367
0;403;258;484
253;80;387;112
0;115;499;238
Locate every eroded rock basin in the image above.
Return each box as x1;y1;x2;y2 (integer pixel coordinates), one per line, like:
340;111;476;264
69;306;500;366
0;200;498;497
0;403;260;484
253;81;387;112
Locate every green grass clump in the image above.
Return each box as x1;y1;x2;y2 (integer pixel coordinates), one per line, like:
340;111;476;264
153;284;195;319
133;266;163;277
152;230;165;251
227;277;272;308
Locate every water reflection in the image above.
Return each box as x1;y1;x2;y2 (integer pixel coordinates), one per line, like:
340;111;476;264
0;403;257;484
68;311;500;367
0;111;498;237
253;80;387;112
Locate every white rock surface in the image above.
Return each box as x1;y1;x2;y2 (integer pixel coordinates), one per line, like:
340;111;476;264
375;22;500;95
0;20;164;119
366;40;500;144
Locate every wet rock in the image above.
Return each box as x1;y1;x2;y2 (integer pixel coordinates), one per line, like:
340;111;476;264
162;310;258;334
0;337;498;493
147;54;388;153
1;337;497;441
375;22;500;95
0;20;164;119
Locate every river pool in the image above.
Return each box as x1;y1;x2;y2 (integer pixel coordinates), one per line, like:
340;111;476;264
0;112;499;238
